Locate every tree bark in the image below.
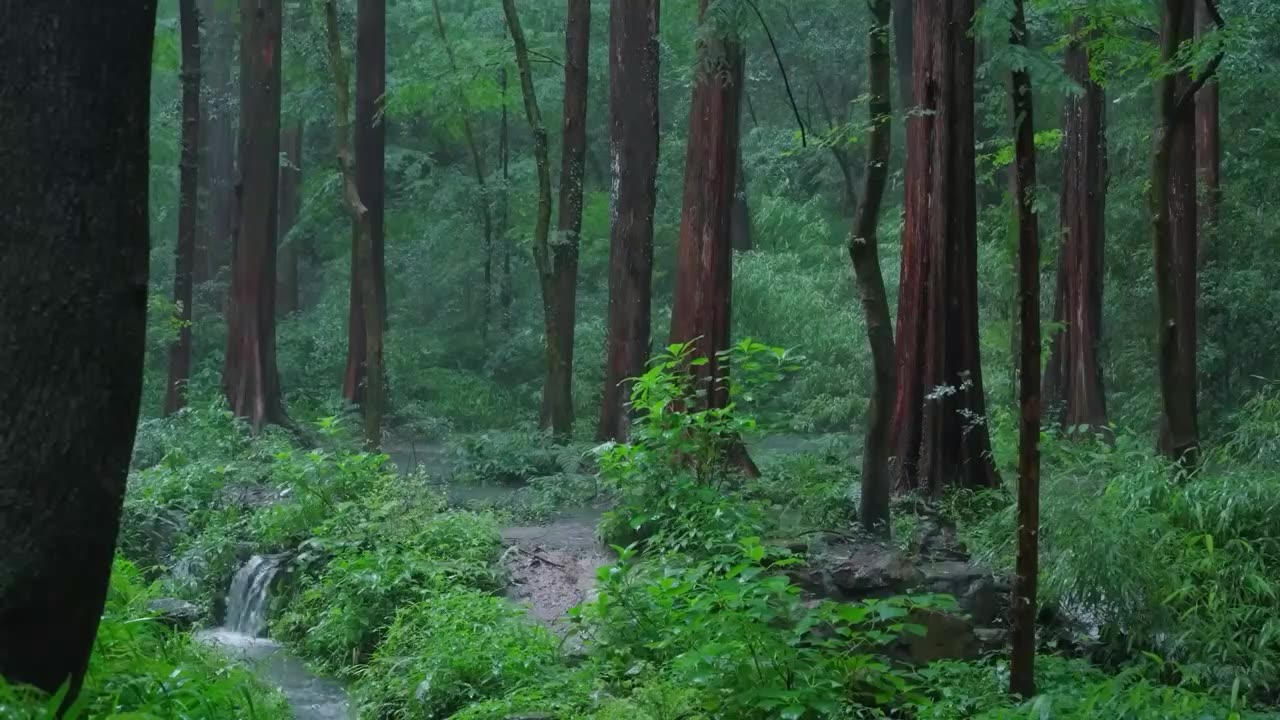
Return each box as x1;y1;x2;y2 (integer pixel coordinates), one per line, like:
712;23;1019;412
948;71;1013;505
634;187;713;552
432;0;495;343
344;0;387;406
1007;0;1041;698
850;0;895;536
1195;0;1225;400
224;0;287;431
669;0;743;413
167;0;202;415
325;0;385;449
890;0;999;496
598;0;660;442
1044;24;1108;433
502;0;555;435
1152;0;1201;468
0;0;156;700
277;121;304;317
196;0;236;295
538;0;591;439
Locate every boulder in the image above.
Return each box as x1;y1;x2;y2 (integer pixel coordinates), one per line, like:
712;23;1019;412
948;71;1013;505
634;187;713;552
908;515;969;561
147;598;202;631
790;542;923;600
918;561;1000;626
905;609;979;664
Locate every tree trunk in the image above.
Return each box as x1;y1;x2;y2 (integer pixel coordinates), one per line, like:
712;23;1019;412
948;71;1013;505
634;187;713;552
849;0;896;536
0;0;156;700
325;0;385;449
1007;0;1041;698
432;0;495;343
669;0;743;412
224;0;286;431
167;0;202;415
598;0;660;442
890;0;999;496
502;0;555;431
1195;0;1225;400
892;0;913;114
540;0;591;439
1044;25;1108;432
1152;0;1201;468
499;66;514;333
277;121;304;317
196;0;236;295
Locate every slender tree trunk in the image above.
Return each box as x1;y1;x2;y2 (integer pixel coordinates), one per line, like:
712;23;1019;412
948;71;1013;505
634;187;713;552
499;66;514;332
0;0;156;700
277;121;304;317
167;0;202;415
669;0;742;412
598;0;660;441
325;0;385;449
224;0;286;431
892;0;913;114
503;0;555;433
1044;25;1108;432
1152;0;1201;467
196;0;236;295
1007;0;1041;698
433;0;495;342
849;0;895;536
1195;0;1225;400
537;0;591;439
890;0;999;496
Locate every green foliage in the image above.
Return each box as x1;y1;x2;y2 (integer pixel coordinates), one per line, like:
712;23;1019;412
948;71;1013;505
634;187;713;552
450;425;588;485
0;559;289;720
354;590;559;719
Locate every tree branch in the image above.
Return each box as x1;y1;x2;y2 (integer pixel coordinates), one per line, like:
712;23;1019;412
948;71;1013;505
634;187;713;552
1173;0;1225;116
741;0;806;147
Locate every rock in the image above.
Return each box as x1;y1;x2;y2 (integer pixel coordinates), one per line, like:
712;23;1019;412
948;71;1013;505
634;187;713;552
974;627;1008;653
791;543;923;600
905;609;978;664
918;561;999;626
147;598;202;631
908;515;968;561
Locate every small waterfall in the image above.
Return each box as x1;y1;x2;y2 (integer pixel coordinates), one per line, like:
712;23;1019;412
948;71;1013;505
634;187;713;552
224;553;288;637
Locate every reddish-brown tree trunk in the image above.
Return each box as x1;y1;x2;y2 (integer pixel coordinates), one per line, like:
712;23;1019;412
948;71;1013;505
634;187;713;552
325;0;385;448
598;0;660;442
850;0;896;536
196;0;236;294
669;0;742;412
0;0;156;700
540;0;591;439
224;0;286;431
344;0;387;407
1007;0;1041;698
890;0;999;496
1044;27;1108;433
1153;0;1200;467
1196;0;1225;400
167;0;202;415
277;120;303;317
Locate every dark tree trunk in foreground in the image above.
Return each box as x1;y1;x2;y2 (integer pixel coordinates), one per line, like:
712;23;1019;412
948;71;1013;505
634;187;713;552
224;0;286;430
196;0;236;292
1152;0;1202;467
345;0;388;406
599;0;660;441
277;121;304;317
0;1;156;700
1044;26;1108;432
502;0;555;436
1007;0;1041;698
669;0;743;412
432;0;495;342
541;0;591;439
167;0;202;415
890;0;999;496
326;0;385;449
892;0;913;113
850;0;896;536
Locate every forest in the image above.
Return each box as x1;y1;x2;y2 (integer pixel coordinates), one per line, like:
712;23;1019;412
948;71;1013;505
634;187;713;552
2;0;1280;717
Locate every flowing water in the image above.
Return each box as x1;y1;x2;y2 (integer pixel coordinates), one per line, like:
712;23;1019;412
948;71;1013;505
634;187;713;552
199;555;354;720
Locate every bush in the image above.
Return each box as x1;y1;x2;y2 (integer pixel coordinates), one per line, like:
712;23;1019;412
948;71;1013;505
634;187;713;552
450;425;588;485
354;590;560;719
